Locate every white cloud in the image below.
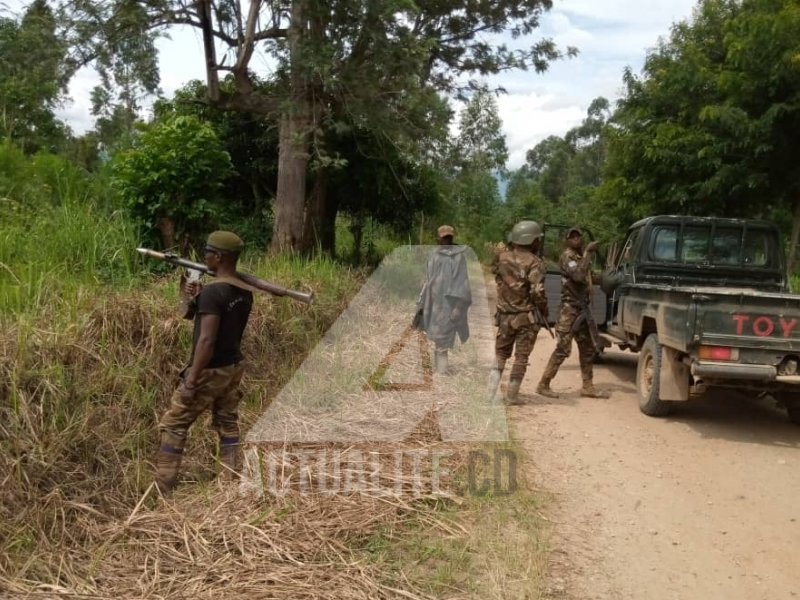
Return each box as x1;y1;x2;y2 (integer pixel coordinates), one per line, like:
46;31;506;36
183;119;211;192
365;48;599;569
56;26;210;134
477;0;699;168
496;92;585;168
48;0;699;168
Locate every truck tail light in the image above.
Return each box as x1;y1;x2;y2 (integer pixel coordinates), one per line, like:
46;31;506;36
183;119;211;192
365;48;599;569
698;346;739;361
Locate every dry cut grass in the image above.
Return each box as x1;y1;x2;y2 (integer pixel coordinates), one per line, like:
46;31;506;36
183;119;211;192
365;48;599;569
0;265;550;600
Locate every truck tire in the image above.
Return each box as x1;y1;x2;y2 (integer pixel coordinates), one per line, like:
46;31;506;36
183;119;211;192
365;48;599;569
786;402;800;427
636;333;675;417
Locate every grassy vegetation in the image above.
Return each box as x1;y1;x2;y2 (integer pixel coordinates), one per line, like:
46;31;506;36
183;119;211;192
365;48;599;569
349;441;551;599
0;149;553;598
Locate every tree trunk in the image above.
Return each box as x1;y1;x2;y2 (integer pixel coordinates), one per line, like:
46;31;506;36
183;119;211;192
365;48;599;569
270;0;309;254
272;111;309;252
303;166;331;254
788;190;800;274
321;192;338;256
198;0;220;101
157;215;176;250
350;215;364;264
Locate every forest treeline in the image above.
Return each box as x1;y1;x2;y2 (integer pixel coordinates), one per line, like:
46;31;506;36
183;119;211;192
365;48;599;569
2;0;800;269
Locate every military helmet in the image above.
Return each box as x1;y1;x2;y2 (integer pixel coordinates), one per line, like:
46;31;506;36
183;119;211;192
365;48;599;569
510;220;543;245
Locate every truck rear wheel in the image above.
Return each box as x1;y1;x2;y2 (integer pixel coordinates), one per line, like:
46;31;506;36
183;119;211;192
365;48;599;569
637;333;675;417
785;402;800;426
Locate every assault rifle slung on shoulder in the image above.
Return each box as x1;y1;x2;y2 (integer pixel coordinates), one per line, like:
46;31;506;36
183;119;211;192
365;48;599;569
136;248;314;305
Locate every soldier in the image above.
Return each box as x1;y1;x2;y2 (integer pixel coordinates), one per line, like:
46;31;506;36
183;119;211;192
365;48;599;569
416;225;472;374
154;231;254;497
488;221;549;405
537;227;609;399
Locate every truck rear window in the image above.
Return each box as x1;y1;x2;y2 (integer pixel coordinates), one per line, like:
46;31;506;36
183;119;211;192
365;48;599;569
650;225;773;267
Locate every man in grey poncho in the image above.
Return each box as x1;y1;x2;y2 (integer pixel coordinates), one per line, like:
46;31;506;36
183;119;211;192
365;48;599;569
416;225;472;374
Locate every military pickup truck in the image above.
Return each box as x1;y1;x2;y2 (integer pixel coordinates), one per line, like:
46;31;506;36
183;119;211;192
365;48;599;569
598;215;800;425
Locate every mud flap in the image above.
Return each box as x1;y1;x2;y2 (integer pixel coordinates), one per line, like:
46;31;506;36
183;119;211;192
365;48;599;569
659;346;690;401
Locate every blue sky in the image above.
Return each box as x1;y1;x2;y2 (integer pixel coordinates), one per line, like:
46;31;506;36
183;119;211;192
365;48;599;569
27;0;700;169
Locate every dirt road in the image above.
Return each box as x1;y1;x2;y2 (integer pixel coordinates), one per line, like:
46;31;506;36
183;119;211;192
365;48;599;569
508;335;800;600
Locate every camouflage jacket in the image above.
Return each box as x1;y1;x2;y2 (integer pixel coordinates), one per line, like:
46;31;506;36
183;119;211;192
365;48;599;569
560;247;594;305
493;247;547;314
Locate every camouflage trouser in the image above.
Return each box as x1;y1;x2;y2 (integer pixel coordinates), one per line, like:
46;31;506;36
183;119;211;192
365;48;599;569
158;362;245;445
541;304;595;383
495;311;540;380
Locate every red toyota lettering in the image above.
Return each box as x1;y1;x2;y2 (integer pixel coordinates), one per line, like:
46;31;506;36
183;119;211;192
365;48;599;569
780;318;798;338
732;314;750;335
753;316;775;337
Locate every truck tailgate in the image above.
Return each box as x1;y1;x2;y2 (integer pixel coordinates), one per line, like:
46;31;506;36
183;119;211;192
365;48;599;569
695;287;800;352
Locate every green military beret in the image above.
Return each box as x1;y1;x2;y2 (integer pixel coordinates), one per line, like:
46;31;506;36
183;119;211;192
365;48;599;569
206;230;245;253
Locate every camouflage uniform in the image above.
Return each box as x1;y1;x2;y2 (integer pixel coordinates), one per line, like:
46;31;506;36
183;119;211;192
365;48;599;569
491;246;548;399
158;362;245;458
538;245;606;398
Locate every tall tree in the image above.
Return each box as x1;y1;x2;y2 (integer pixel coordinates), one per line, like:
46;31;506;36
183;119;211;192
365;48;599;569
0;0;68;152
524;135;574;203
453;84;509;173
501;97;617;240
602;0;800;268
443;83;509;244
54;0;576;253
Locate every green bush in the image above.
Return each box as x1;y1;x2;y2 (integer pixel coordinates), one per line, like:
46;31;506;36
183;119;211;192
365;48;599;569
111;115;233;251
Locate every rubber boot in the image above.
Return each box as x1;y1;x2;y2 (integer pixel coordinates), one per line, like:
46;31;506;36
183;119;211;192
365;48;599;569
505;377;524;405
435;349;449;374
487;359;504;401
537;357;561;399
155;432;185;498
536;379;560;399
218;436;240;481
581;381;610;399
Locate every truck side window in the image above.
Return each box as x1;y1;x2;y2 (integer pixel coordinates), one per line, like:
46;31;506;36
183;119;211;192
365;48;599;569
652;227;678;261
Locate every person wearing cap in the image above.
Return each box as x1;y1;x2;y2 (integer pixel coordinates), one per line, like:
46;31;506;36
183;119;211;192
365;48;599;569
154;230;254;497
488;220;548;405
536;227;609;399
416;225;472;374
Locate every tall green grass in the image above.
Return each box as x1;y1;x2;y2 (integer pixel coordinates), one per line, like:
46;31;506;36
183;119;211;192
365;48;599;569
0;143;143;315
0;151;367;592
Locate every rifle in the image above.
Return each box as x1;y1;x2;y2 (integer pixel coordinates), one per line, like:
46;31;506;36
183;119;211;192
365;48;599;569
137;248;314;305
533;305;555;339
563;267;602;352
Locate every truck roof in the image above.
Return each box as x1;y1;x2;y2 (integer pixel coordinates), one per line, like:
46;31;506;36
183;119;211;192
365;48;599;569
628;215;778;231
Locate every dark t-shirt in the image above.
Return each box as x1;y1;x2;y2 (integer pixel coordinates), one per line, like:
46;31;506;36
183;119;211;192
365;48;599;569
190;281;253;368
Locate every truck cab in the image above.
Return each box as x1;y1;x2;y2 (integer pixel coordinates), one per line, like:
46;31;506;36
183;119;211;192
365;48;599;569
599;216;800;424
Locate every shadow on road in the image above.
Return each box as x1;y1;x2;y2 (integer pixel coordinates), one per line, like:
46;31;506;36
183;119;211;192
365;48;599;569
596;349;800;447
664;391;800;448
